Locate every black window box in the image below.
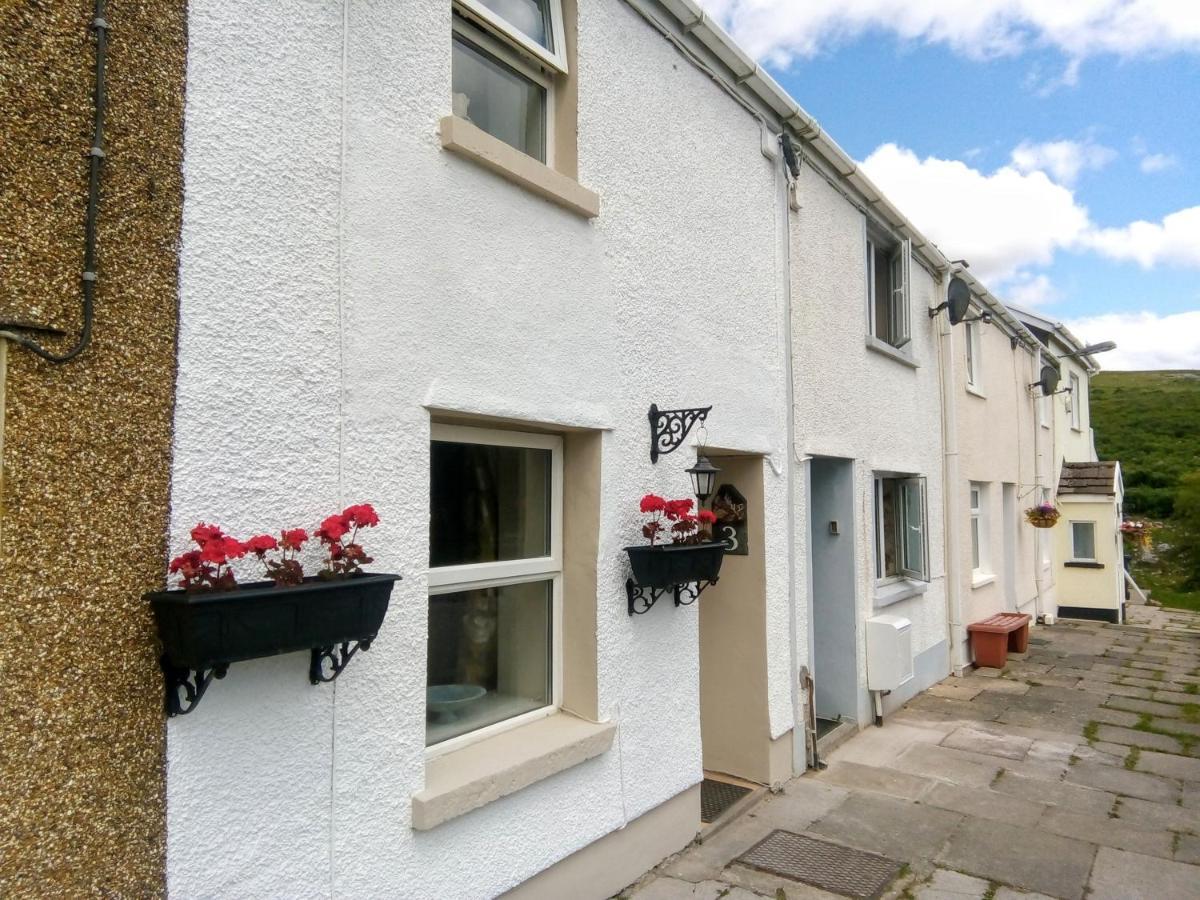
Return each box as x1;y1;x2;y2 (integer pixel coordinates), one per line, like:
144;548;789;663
146;573;400;715
624;542;725;615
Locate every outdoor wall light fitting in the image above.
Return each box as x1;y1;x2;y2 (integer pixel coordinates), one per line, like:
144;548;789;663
648;403;712;463
687;454;721;505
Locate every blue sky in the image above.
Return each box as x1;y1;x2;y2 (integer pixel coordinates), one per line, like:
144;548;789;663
701;2;1200;369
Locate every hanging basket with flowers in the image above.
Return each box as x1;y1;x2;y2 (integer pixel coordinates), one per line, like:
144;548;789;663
145;504;400;716
1024;502;1061;529
624;494;725;590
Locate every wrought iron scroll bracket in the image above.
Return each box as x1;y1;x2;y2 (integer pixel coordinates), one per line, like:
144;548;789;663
627;577;719;615
674;578;718;607
309;640;372;684
649;403;712;463
162;658;228;717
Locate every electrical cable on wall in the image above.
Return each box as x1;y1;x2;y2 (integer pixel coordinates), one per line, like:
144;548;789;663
0;0;108;364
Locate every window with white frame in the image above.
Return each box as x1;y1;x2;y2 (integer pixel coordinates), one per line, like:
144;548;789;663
970;482;989;576
1069;372;1082;430
427;424;563;749
866;233;912;350
1071;520;1097;561
874;475;928;581
452;0;567;164
965;322;981;389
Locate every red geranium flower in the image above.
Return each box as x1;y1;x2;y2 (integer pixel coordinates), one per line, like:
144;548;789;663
280;528;308;551
664;498;694;520
697;509;717;525
246;534;279;556
169;549;202;575
640;494;667;514
342;503;380;528
316;514;348;543
190;522;224;544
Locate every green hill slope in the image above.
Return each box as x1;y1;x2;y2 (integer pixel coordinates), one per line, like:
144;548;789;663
1090;370;1200;518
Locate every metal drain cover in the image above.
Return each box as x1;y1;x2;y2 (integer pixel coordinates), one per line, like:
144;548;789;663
700;778;752;823
735;830;901;898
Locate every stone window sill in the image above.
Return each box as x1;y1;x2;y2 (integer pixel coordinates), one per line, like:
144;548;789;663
874;578;928;609
439;116;600;219
865;335;919;369
971;572;997;589
1065;560;1104;569
412;711;615;831
966;384;987;399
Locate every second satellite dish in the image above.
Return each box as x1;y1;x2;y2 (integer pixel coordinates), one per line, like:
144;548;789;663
1039;365;1060;395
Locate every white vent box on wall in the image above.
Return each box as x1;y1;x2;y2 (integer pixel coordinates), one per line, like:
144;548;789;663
866;614;914;691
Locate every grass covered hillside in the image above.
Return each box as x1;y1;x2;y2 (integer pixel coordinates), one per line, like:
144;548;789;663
1090;370;1200;518
1090;370;1200;611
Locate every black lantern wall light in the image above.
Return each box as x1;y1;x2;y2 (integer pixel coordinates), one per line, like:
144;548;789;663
626;405;727;616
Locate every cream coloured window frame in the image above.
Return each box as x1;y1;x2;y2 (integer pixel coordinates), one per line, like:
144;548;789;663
426;423;564;759
455;0;568;74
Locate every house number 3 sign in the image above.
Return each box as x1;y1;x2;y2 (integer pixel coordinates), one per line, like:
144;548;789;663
711;483;748;556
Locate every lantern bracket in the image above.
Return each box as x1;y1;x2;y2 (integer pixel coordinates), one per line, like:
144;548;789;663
649;404;712;464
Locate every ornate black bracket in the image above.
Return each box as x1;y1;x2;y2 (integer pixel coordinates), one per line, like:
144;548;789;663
309;640;371;684
163;658;229;717
649;403;712;463
626;577;719;615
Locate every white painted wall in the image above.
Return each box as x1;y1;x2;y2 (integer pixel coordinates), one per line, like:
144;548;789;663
788;164;949;727
168;1;795;897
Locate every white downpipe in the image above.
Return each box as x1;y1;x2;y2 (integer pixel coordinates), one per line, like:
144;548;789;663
936;274;967;675
776;146;809;774
1031;351;1048;621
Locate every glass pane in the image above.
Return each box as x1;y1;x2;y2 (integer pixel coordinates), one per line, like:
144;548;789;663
902;480;923;574
452;36;546;162
430;439;552;567
971;518;981;569
873;244;891;342
477;0;553;50
426;579;552;745
1072;523;1095;559
879;478;898;577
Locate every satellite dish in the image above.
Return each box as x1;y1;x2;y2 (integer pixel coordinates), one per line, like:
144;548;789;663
947;277;972;325
1040;365;1060;395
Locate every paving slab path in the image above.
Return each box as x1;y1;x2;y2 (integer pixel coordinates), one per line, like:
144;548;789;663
618;614;1200;900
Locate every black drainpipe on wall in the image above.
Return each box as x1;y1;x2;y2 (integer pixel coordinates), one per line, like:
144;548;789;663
0;0;108;363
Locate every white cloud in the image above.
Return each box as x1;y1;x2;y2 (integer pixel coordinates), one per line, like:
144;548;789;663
859;143;1090;283
1064;310;1200;369
700;0;1200;68
1002;272;1061;307
1010;139;1115;185
1084;206;1200;268
1139;152;1178;173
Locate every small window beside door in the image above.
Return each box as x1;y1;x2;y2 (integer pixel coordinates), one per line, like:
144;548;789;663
874;475;929;582
970;482;989;578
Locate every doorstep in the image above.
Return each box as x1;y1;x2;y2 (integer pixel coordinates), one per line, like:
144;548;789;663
816;719;858;760
697;772;766;841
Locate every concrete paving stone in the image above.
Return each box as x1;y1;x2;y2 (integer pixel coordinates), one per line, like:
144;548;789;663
1024;675;1081;689
1094;724;1184;754
971;678;1031;696
625;877;762;900
1026;685;1098;705
905;695;1002;723
1121;675;1170;690
1065;760;1181;803
720;863;846;900
1000;692;1063;715
1154;717;1200;738
929;681;985;701
993;770;1116;815
893;743;1003;788
1134;749;1200;781
1090;707;1142;728
752;779;852;830
971;666;1004;678
813;760;934;802
1114;795;1200;833
807;792;963;862
1037;805;1175;858
1153;689;1198;706
912;867;991;900
1088;741;1135;765
1176;834;1200;864
936;817;1096;900
827;722;948;769
1090;662;1126;674
1005;662;1052;678
1187;784;1200;811
921;780;1046;827
1027;739;1077;767
1052;666;1118;682
941;725;1033;761
992;889;1057;900
1105;696;1184;718
1087;846;1200;900
1081;680;1154;699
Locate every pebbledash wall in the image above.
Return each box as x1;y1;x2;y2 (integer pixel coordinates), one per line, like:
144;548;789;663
0;2;186;896
167;0;795;897
788;161;950;727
